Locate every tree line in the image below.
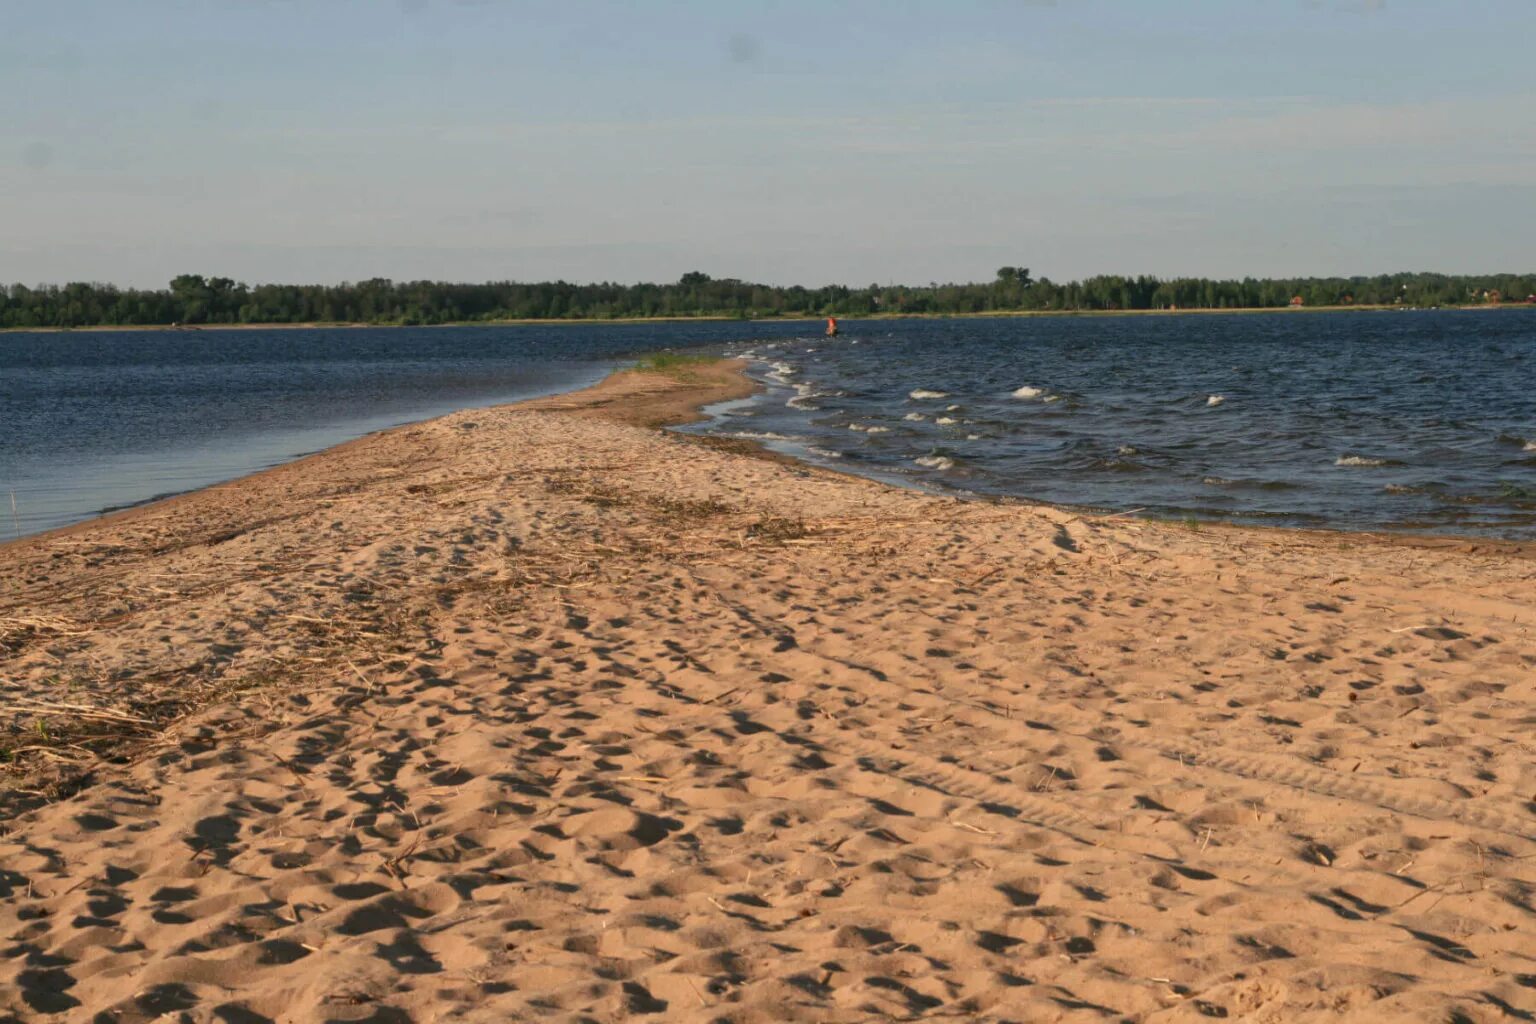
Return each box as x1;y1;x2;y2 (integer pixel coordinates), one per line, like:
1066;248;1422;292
1;270;1532;328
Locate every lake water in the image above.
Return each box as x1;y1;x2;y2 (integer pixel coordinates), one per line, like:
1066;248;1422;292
0;321;806;538
687;309;1536;538
3;311;1533;541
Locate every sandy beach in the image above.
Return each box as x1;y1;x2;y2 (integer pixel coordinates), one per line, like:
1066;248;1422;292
2;359;1533;1023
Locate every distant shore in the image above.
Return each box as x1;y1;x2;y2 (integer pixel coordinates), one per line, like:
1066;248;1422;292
3;302;1527;334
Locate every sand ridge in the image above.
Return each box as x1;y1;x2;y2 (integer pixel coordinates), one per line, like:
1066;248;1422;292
2;360;1534;1022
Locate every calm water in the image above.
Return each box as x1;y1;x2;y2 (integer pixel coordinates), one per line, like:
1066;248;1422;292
0;321;807;538
4;312;1534;541
685;309;1536;538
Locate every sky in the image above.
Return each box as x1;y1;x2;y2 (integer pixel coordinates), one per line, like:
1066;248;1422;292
3;0;1534;287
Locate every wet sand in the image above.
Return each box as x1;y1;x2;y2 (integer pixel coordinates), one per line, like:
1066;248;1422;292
2;359;1533;1022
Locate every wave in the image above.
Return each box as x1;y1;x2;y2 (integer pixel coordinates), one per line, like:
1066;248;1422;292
727;430;797;442
764;361;798;384
847;424;891;434
935;416;957;425
805;446;843;459
1206;395;1225;407
786;381;827;411
909;388;949;400
915;455;955;470
903;412;926;422
1335;455;1392;467
1012;385;1045;399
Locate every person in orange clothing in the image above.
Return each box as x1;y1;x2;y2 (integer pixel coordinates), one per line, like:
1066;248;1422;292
826;316;839;337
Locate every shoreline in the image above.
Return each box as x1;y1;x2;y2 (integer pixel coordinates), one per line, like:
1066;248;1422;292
0;362;758;557
3;360;1534;1021
3;302;1529;334
6;356;1530;559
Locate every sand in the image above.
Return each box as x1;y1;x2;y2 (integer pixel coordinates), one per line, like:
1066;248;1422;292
2;360;1533;1023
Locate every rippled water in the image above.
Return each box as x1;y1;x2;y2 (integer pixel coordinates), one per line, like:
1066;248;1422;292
688;309;1536;537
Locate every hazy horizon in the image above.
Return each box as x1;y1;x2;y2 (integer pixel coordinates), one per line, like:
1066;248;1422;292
6;1;1535;288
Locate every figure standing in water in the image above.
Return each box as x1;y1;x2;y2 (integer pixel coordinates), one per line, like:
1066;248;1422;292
826;316;839;337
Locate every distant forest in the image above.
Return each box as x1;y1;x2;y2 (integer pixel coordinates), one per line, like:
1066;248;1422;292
2;270;1533;328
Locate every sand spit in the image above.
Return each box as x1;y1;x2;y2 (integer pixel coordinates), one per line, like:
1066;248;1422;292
2;360;1534;1023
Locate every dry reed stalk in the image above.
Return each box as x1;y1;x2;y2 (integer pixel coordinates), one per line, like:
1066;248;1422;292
6;697;153;726
0;614;91;637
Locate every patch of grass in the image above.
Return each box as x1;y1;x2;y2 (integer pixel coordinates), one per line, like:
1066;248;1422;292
632;351;720;379
546;475;735;524
746;516;810;544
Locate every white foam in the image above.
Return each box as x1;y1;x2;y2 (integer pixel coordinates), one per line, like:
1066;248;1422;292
763;361;799;385
728;431;794;442
1012;385;1044;399
946;404;961;412
1525;440;1536;452
1043;395;1062;403
935;416;957;425
1335;455;1389;467
915;455;955;470
909;388;949;400
1206;395;1225;407
846;424;892;434
806;446;843;459
966;433;981;441
785;382;826;410
1117;445;1138;456
903;412;926;422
